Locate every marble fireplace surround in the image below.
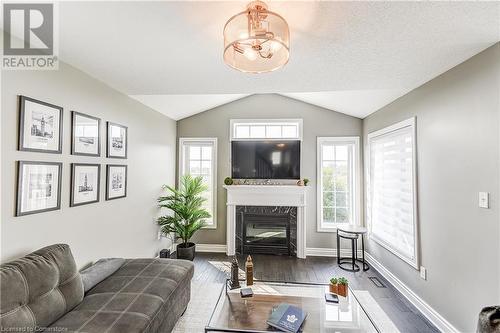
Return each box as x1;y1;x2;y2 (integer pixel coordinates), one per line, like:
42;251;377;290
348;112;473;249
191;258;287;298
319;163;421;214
223;185;308;258
236;205;298;256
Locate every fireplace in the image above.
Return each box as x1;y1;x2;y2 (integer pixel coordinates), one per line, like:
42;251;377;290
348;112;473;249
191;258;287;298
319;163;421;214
236;206;297;256
224;185;307;258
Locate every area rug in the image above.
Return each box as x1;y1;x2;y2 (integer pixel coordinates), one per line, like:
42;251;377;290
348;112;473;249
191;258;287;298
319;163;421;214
172;282;223;333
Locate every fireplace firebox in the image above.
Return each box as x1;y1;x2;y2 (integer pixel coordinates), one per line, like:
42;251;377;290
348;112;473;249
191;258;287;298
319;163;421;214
236;206;297;256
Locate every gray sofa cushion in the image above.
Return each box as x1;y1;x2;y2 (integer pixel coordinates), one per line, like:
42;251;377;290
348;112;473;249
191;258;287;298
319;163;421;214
80;258;125;293
0;244;84;330
49;258;194;333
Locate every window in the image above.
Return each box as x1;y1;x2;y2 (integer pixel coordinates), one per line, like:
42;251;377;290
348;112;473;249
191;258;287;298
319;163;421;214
231;119;302;140
367;118;418;268
179;138;217;228
317;137;360;232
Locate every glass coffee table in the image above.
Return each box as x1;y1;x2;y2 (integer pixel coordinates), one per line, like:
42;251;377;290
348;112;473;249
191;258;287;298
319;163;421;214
205;280;379;332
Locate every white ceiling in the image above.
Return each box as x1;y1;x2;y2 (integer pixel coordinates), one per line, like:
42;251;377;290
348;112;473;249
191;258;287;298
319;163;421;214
281;89;413;119
130;94;249;120
54;1;499;119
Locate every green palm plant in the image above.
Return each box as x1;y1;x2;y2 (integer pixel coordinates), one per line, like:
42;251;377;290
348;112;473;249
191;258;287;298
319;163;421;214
157;174;211;247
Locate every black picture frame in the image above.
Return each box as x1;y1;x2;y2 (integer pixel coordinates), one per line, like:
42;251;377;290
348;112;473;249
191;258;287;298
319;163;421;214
18;95;63;154
71;111;101;156
16;161;62;216
70;163;101;207
106;122;128;159
106;164;127;200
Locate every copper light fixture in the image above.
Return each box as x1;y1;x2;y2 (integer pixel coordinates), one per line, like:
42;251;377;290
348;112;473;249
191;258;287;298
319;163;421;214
223;1;290;73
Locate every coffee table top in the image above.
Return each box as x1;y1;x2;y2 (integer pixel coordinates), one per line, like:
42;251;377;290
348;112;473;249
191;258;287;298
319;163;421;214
206;280;379;333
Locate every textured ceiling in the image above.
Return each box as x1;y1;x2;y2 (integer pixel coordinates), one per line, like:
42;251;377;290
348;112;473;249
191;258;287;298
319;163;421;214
51;1;500;118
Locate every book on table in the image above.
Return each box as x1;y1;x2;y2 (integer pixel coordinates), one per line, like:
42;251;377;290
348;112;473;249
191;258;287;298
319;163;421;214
325;292;339;303
266;303;307;333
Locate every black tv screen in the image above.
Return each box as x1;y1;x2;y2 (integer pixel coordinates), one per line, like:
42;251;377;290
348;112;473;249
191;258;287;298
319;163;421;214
231;141;301;179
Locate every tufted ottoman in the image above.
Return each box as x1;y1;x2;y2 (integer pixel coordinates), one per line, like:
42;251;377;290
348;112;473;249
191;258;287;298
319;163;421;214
0;244;194;333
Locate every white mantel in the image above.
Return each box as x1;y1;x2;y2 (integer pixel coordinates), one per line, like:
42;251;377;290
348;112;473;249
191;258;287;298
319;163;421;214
223;185;308;258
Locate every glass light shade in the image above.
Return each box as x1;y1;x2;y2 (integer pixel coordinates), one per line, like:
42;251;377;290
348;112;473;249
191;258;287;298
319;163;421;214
223;1;290;73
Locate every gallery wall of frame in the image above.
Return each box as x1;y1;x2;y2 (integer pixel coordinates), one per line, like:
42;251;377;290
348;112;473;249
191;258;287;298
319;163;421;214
15;95;129;217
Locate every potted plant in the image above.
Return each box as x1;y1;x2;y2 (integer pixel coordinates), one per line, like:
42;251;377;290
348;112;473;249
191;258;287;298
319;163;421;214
329;277;338;294
337;277;349;297
224;177;233;185
157;174;211;261
303;178;310;186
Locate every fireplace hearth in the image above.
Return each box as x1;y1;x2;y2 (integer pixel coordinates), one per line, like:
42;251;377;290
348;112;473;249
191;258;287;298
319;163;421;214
236;206;297;256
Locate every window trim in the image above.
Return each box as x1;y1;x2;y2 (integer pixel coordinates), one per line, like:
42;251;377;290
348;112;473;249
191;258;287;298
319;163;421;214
230;119;303;141
366;117;419;269
178;137;218;229
316;136;361;232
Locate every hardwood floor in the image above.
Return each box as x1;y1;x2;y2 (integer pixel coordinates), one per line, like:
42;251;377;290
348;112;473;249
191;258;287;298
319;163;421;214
192;252;439;333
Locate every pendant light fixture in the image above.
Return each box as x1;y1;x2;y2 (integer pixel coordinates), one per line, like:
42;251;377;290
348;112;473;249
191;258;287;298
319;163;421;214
223;1;290;73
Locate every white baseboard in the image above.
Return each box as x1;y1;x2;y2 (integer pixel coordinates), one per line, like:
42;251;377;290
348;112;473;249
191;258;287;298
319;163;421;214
195;244;227;253
306;247;363;258
194;245;363;257
365;252;459;333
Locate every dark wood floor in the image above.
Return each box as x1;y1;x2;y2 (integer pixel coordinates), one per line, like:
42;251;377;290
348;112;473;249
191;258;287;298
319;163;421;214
192;253;439;333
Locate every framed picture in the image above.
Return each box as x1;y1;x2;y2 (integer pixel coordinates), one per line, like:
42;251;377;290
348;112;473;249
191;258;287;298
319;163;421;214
71;111;101;156
70;163;101;207
107;122;127;158
106;164;127;200
16;161;62;216
18;96;63;153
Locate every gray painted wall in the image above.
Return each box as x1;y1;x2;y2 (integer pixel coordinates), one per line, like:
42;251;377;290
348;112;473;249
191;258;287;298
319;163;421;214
177;94;363;248
363;44;500;332
1;62;177;268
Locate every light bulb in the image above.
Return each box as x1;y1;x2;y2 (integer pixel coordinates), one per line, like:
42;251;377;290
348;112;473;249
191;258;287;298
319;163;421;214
238;31;249;40
244;48;257;60
270;41;282;53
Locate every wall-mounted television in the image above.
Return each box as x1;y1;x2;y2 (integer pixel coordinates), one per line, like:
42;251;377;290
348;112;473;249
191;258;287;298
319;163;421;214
231;140;301;179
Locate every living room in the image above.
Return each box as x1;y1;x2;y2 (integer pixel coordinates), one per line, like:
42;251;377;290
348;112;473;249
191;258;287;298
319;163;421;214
1;1;499;333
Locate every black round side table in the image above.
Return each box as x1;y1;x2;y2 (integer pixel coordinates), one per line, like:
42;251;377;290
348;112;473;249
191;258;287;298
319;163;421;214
336;225;369;272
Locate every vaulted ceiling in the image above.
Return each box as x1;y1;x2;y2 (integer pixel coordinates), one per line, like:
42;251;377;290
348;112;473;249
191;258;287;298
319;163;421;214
55;1;499;120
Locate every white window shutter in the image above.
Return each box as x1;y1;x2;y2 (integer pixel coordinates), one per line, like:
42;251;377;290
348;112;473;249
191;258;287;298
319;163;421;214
367;118;418;268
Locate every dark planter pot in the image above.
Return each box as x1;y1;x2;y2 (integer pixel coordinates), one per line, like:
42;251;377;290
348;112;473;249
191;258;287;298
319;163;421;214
176;242;196;261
